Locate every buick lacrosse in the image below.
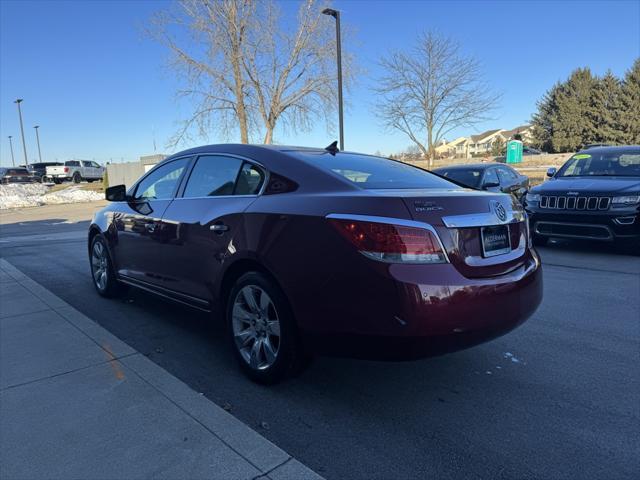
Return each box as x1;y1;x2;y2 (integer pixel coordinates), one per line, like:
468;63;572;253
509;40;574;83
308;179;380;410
89;144;542;383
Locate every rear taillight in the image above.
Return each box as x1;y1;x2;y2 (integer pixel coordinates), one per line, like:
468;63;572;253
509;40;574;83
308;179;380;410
64;167;69;173
328;216;447;264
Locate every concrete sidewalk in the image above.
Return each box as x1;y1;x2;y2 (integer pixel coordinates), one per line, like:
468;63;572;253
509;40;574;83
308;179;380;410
0;258;322;480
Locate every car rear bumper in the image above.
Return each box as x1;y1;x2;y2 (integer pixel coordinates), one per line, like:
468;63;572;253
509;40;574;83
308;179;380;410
302;251;543;360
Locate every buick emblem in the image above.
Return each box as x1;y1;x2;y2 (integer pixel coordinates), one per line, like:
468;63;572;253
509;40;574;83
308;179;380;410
490;200;507;222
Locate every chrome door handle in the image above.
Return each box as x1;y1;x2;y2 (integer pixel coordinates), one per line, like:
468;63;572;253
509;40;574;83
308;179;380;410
210;224;229;233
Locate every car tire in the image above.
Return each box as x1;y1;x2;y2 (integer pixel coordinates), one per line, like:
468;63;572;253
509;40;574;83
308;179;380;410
53;178;61;184
226;272;308;384
532;234;548;247
89;234;123;298
73;173;82;183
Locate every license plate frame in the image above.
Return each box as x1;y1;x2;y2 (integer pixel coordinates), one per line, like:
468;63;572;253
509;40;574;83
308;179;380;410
481;224;511;257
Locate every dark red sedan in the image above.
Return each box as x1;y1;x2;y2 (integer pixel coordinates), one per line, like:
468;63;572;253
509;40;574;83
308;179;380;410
89;144;542;383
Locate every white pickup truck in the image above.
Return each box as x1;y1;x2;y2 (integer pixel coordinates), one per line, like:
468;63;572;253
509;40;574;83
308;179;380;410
45;160;105;184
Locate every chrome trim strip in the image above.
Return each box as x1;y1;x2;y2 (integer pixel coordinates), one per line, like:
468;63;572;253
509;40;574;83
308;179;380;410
533;221;613;241
325;213;450;263
118;275;212;311
441;209;525;228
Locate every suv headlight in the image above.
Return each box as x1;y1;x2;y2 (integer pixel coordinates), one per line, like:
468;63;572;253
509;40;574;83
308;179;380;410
611;195;640;206
525;193;541;203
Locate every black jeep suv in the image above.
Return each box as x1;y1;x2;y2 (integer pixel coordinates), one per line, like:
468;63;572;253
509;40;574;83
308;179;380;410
525;146;640;251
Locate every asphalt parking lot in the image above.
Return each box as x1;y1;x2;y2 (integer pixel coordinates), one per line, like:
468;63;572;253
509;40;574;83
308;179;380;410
1;202;639;480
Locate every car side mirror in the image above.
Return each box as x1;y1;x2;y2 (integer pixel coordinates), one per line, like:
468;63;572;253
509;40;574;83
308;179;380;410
105;184;127;202
546;167;557;178
482;181;500;190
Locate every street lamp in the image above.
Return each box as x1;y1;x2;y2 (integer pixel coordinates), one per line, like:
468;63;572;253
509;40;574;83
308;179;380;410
8;135;15;166
34;125;43;162
14;99;29;166
322;7;344;151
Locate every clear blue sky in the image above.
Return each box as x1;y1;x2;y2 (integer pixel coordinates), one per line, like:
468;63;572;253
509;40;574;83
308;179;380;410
1;0;639;166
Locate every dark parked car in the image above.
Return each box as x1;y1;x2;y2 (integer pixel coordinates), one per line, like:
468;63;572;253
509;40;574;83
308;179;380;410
27;162;63;182
0;167;35;184
433;163;529;201
525;145;640;250
523;146;542;155
88;144;543;383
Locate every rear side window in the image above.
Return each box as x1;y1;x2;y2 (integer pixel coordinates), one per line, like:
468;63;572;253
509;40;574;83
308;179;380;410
66;160;80;167
235;163;265;195
497;166;517;181
483;168;499;185
293;152;458;189
438;169;482;188
183;155;243;198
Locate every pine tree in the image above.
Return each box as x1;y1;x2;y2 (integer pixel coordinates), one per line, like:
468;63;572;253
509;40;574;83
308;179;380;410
589;71;622;144
619;59;640;144
531;83;561;152
552;68;597;151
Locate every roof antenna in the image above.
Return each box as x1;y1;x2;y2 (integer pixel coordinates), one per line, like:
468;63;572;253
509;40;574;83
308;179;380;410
324;140;339;155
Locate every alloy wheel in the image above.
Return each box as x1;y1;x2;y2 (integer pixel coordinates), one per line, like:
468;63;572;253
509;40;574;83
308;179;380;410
91;241;109;291
231;285;281;370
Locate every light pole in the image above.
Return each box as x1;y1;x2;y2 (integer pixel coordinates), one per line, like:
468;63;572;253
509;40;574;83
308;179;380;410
8;136;16;166
322;8;344;151
34;125;43;162
14;99;29;166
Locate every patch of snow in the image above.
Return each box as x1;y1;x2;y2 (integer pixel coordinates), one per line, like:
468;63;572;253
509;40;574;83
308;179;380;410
0;184;103;210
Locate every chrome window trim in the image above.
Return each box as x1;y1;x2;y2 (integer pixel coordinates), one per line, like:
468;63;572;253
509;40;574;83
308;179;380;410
325;213;450;263
441;209;525;228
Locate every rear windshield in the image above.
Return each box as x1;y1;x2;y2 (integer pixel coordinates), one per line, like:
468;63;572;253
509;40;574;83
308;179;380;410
292;152;458;189
557;149;640;177
435;168;482;188
6;169;29;175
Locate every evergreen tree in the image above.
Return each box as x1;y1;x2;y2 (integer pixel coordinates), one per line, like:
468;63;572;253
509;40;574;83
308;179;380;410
589;71;622;144
531;83;561;152
619;59;640;144
552;68;597;151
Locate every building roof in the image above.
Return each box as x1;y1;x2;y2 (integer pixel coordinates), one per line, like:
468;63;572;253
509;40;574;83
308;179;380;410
501;125;531;139
470;129;502;143
447;136;468;146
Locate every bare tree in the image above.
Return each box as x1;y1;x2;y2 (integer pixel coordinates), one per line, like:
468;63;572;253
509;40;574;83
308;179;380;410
150;0;347;146
375;32;500;167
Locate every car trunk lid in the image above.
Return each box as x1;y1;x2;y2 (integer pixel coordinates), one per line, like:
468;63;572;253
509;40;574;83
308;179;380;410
370;188;529;278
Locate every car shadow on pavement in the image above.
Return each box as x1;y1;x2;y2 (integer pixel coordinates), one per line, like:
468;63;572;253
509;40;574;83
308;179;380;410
0;218;92;239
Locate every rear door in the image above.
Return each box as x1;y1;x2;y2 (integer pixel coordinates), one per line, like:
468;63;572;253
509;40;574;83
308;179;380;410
157;154;266;302
81;161;93;179
113;157;191;286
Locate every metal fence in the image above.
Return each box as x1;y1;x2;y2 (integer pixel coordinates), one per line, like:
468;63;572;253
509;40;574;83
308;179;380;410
105;162;146;189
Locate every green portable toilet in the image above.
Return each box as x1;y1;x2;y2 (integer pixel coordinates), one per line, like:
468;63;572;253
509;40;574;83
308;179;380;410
506;140;523;164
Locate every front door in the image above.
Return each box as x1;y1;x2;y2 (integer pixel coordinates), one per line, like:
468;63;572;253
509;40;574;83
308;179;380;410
113;157;191;287
157;155;266;303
